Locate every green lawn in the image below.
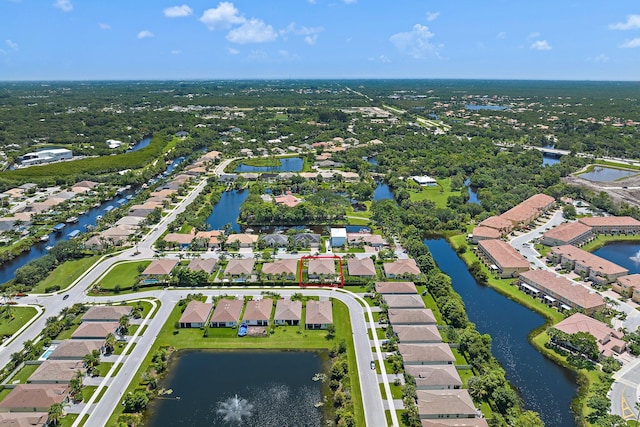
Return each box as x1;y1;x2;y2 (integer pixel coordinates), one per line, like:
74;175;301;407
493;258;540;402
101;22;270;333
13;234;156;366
457;367;474;387
82;385;97;403
10;363;38;384
58;414;79;427
451;348;468;366
380;382;403;399
32;255;101;293
96;362;114;377
408;178;460;208
581;234;640;252
95;261;151;290
106;297;364;426
0;306;38;337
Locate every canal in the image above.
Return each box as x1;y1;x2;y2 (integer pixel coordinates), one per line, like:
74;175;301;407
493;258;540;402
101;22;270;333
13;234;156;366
424;237;578;426
205;189;249;232
0;154;185;284
147;350;324;427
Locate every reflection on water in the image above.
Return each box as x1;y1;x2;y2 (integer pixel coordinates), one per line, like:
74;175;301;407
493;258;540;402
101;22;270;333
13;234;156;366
580;166;637;182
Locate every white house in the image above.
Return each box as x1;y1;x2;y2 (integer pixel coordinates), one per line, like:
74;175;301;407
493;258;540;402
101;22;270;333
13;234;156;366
330;227;347;247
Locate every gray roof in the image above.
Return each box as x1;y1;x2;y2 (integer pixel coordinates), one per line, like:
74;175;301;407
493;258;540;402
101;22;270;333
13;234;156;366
261;234;289;246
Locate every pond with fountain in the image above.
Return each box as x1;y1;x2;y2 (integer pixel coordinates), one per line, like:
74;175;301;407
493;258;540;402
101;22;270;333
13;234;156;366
146;350;325;426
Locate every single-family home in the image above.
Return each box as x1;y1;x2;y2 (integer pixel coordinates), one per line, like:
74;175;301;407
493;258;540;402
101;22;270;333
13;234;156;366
307;258;336;280
375;281;418;294
27;361;85;384
226;233;258;248
388;309;437;325
82;306;132;322
397;343;456;365
347;258;376;278
140;259;179;283
290;233;321;248
0;413;48;426
552;312;626;358
330;228;347;247
383;294;426;309
187;258;217;275
194;230;223;249
48;341;102;360
273;299;302;326
405;365;462;390
416;389;477;419
0;384;68;412
392;325;442;344
261;234;289;248
242;299;273;326
163;233;194;250
224;259;255;282
261;259;298;280
179;301;214;328
209;299;244;328
383;259;421;279
305;300;333;330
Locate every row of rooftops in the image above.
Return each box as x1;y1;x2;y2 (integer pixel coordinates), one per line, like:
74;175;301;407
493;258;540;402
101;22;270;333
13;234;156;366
375;281;486;424
179;298;333;326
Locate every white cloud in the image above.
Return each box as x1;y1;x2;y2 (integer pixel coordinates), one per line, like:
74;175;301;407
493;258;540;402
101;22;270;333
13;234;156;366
620;38;640;48
53;0;72;12
390;24;439;59
281;23;323;44
530;40;551;50
5;40;18;51
200;2;245;31
170;50;182;55
226;19;277;44
497;32;506;40
247;50;268;60
228;47;240;55
98;23;111;30
609;15;640;30
426;11;440;22
164;5;192;18
304;35;318;45
343;0;357;4
137;30;154;39
368;55;391;63
593;53;609;62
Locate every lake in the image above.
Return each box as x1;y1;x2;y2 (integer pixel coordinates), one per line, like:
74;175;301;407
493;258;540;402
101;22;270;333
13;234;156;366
464;179;479;204
147;350;324;427
542;154;560;167
592;241;640;274
373;182;394;201
205;189;249;232
235;157;303;172
580;166;637;182
424;238;578;426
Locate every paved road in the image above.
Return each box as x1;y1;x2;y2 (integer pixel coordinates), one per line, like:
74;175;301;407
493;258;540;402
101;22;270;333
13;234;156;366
1;170;395;427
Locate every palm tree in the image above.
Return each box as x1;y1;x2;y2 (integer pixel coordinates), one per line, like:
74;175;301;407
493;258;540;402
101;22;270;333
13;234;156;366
118;315;130;335
104;333;116;354
48;402;64;426
69;370;83;402
83;350;100;376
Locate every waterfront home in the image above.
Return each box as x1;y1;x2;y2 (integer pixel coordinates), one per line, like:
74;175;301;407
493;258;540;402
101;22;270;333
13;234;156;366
28;361;85;384
518;270;605;314
273;299;302;326
470;226;501;244
476;239;530;278
552;312;626;358
261;233;289;248
405;365;462;390
261;259;298;280
548;245;628;285
274;192;302;207
383;294;426;309
478;216;513;235
226;233;258;248
578;216;640;234
179;301;213;328
330;228;347;247
305;300;333;329
0;384;68;412
290;232;321;248
614;274;640;302
383;258;421;279
71;322;119;340
375;281;418;294
242;299;273;326
410;176;438;186
347;258;376;278
415;389;477;419
541;222;593;247
388;309;437;325
140;259;179;283
115;216;145;227
82;306;132;322
193;230;223;249
163;232;194;250
392;325;442;344
48;341;102;360
397;343;456;365
209;299;244;328
187;258;217;274
128;202;162;216
223;259;255;282
347;232;387;248
307;258;336;280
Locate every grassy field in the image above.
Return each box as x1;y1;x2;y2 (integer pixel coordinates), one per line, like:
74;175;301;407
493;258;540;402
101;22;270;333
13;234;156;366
581;234;640;252
407;178;460;209
32;255;101;293
95;261;151;290
106;297;364;426
0;306;38;337
10;363;38;384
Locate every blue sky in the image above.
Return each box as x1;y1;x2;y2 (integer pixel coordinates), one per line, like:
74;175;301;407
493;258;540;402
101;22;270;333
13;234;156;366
0;0;639;81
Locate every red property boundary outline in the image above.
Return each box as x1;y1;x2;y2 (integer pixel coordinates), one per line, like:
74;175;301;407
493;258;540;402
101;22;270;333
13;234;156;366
298;255;344;288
